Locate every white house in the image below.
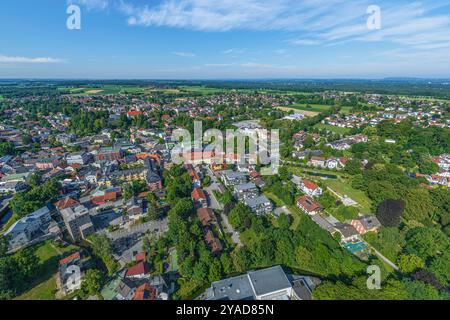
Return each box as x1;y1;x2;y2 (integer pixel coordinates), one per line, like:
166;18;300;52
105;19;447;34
300;179;323;197
4;205;54;250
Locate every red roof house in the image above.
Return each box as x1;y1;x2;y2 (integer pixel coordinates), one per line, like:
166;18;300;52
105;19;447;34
125;261;150;279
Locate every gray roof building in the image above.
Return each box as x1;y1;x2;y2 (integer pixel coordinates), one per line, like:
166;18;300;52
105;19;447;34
204;265;317;301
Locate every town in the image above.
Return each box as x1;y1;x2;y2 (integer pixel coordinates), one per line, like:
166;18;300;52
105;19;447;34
0;81;448;301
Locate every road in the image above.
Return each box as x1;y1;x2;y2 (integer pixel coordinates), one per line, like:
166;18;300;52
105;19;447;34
203;167;242;247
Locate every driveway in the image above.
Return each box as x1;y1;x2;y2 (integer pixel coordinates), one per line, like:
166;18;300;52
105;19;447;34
220;212;242;247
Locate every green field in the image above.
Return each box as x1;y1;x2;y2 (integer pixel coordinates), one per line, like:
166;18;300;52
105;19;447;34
178;86;229;95
59;85;157;96
324;179;373;214
340;106;353;114
15;241;79;300
314;123;351;134
285;104;333;113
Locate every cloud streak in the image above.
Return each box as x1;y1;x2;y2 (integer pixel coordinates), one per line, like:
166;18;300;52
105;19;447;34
0;55;64;64
171;51;196;58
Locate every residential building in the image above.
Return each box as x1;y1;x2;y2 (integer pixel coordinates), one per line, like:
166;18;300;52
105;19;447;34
297;195;322;216
233;182;259;201
204;265;317;300
59;251;84;294
244;195;272;215
309;156;327;168
221;170;248;187
334;223;360;242
205;230;222;253
0;181;28;194
126;197;145;220
351;216;381;235
4;205;58;251
125;261;150;279
67;151;91;165
192;188;208;208
95;147;124;161
299;179;323;197
60;205;95;242
197;208;215;227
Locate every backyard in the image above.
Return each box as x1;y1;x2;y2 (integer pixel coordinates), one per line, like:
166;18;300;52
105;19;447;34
15;241;79;300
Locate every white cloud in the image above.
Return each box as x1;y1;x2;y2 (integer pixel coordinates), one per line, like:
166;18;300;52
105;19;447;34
0;55;64;64
67;0;110;11
171;51;196;58
75;0;450;56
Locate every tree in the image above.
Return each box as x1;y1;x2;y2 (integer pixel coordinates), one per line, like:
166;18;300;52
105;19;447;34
429;188;450;227
90;234;119;275
405;227;449;260
220;253;233;275
295;246;313;271
376;199;405;227
192;262;208;285
397;254;425;274
277;213;292;230
344;159;362;175
412;270;445;291
402;279;440;300
208;258;222;283
403;189;435;222
0;141;15;156
278;166;291;181
12;247;39;279
81;269;104;298
367;181;399;206
231;247;252;273
168;198;194;220
428;253;450;286
0;238;19;299
228;203;252;231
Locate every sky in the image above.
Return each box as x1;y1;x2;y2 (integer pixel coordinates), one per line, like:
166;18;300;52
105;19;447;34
1;0;450;79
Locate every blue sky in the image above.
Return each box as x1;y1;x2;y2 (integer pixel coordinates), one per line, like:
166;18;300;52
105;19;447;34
1;0;450;79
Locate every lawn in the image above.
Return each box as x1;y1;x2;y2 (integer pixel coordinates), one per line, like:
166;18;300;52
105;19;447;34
169;248;179;272
340;106;354;114
324;179;373;214
264;191;303;230
286;103;333;113
15;276;57;300
15;241;79;300
1;212;19;234
288;165;348;179
314;123;351;135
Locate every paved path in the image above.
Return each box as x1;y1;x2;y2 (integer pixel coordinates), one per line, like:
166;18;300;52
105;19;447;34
220;212;242;247
369;245;399;271
203;168;242;247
